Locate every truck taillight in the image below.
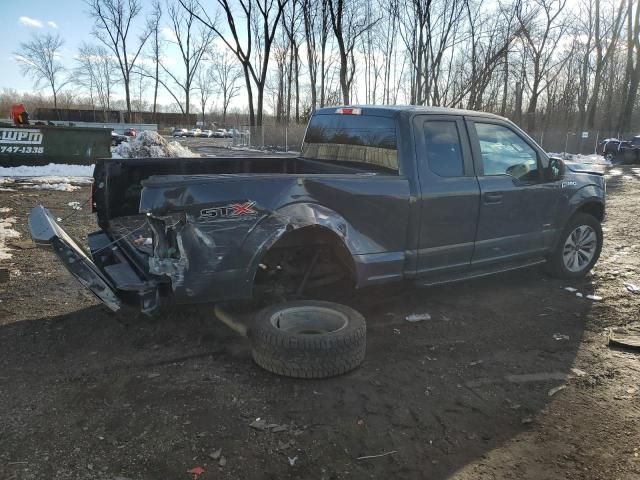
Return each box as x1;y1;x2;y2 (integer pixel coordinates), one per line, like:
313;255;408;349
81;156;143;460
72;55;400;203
335;107;362;115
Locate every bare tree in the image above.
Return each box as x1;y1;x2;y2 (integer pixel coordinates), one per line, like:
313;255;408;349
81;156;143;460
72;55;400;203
617;0;639;133
517;0;569;131
327;0;378;104
153;0;215;123
86;0;153;121
74;43;119;112
179;0;288;126
210;50;243;123
148;0;163;117
14;33;69;111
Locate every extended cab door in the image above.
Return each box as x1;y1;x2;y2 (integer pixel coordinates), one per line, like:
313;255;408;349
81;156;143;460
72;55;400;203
465;118;561;266
413;115;481;275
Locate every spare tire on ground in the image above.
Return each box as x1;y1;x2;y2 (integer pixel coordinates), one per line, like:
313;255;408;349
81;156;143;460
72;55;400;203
248;300;366;378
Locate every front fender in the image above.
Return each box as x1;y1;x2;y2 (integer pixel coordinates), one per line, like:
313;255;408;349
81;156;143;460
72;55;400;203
566;184;605;220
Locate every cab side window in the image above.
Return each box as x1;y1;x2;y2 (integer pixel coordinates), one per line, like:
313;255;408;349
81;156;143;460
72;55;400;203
475;123;539;182
424;121;464;177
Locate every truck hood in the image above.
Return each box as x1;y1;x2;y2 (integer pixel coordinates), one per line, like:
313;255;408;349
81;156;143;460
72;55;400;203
564;161;606;176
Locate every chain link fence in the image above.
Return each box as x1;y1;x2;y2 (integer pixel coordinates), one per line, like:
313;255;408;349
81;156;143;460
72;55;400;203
229;123;620;157
528;130;622;155
231;124;307;152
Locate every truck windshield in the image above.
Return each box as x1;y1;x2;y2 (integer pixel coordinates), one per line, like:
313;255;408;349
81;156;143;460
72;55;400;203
301;114;398;172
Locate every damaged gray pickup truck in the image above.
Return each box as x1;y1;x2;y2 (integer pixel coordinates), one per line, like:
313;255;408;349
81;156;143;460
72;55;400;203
29;106;606;315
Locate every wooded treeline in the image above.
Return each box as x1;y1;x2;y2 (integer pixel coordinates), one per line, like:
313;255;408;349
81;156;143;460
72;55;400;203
10;0;640;134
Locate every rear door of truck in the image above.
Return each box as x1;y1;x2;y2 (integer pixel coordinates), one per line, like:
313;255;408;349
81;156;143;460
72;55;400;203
412;115;481;275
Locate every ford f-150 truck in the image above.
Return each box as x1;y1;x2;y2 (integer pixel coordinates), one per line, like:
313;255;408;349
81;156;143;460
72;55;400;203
29;106;606;314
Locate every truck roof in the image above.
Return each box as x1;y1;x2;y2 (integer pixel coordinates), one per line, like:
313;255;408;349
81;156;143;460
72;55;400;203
314;105;507;121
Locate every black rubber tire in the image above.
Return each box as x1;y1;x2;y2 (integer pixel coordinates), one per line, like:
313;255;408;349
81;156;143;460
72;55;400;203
248;300;366;378
546;213;603;279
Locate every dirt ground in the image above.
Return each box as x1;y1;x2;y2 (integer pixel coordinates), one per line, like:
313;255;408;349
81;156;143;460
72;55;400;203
1;166;639;480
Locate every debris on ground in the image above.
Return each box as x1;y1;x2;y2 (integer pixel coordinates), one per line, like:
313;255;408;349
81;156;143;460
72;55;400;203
356;451;397;460
570;368;587;377
187;466;205;479
586;294;603;301
112;130;199;158
288;456;298;466
8;240;34;250
608;324;640;350
548;385;567;397
209;448;222;460
68;201;82;210
0;215;20;261
553;333;570;341
249;418;289;432
623;282;640;294
277;440;295;450
564;287;578;292
406;313;431;322
521;417;533;425
219;456;227;467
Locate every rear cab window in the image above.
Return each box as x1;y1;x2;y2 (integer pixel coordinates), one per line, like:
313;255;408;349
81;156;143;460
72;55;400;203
302;110;398;173
423;121;464;177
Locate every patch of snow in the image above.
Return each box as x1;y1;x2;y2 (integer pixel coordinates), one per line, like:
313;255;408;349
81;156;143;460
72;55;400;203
548;152;610;165
112;130;199;158
0;163;94;178
0;216;21;261
68;201;82;210
29;183;80;192
0;163;94;192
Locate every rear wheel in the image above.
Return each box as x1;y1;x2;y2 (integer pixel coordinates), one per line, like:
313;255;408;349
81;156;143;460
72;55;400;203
547;213;602;278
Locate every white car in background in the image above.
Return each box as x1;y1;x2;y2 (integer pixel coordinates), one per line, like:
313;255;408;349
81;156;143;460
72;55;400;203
172;128;188;137
184;128;201;137
200;129;214;138
213;129;227;138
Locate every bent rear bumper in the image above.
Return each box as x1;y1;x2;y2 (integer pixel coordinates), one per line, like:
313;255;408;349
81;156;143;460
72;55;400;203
28;206;160;313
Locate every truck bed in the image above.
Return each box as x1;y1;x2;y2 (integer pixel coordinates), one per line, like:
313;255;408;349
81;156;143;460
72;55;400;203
93;155;388;225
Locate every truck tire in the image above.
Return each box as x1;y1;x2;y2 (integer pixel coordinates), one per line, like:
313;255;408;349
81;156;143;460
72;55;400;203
249;300;366;378
546;213;602;279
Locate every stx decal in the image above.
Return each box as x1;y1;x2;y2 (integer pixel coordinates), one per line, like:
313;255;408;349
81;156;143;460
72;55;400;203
200;201;257;219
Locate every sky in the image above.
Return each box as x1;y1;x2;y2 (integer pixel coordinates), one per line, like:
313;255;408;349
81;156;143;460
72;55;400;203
2;1;106;94
1;0;231;111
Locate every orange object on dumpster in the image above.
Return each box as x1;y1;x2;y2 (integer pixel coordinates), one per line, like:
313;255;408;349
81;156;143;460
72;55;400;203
11;104;30;125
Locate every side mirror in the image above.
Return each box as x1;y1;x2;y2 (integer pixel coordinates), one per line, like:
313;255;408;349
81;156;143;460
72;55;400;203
547;156;564;181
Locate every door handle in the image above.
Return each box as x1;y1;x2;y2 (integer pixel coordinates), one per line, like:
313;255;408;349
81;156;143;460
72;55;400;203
483;192;503;204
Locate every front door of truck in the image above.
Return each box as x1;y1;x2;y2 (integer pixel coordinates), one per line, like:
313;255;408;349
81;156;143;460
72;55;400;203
413;115;481;275
466;119;561;266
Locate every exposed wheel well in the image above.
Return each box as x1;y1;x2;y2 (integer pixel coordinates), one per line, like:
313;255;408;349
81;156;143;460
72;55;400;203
252;226;356;300
576;202;604;222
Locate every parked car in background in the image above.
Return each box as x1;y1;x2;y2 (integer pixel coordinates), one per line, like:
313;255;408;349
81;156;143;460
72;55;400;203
124;128;136;138
597;135;640;163
200;129;214;138
110;131;127;146
213;128;227;138
225;129;236;138
185;128;202;137
172;128;188;137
